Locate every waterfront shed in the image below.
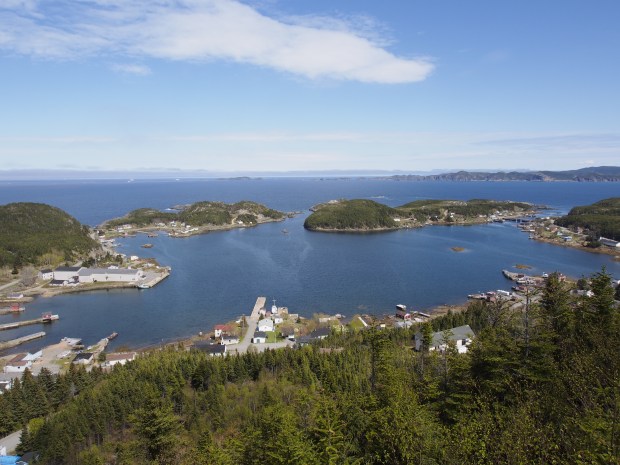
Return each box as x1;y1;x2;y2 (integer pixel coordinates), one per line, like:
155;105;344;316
53;266;82;281
77;268;144;284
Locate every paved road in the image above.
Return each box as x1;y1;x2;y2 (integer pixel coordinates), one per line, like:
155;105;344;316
0;429;22;455
228;296;265;354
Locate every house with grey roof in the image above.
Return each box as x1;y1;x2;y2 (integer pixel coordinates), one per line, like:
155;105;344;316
415;325;475;354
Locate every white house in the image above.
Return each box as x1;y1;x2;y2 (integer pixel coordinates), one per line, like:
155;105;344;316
3;353;33;373
272;315;284;325
257;318;275;332
77;268;144;283
220;334;240;345
104;352;137;367
38;269;53;280
213;325;233;338
415;325;475;354
252;331;267;344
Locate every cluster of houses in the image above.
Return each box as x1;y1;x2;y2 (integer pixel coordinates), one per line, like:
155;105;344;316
2;351;42;374
39;266;145;287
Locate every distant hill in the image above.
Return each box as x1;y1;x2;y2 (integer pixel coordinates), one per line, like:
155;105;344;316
555;197;620;241
384;166;620;182
0;202;99;268
304;198;534;231
102;201;284;229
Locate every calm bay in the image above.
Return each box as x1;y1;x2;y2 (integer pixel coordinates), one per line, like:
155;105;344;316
1;178;618;354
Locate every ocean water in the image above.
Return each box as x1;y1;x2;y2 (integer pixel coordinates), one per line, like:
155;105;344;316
1;179;618;353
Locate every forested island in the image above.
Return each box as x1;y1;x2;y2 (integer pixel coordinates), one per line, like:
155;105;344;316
100;201;286;237
304;198;535;232
555;197;620;241
0;202;100;270
2;270;618;464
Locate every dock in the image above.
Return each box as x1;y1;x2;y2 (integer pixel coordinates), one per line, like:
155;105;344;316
0;331;46;351
0;315;59;331
135;269;171;289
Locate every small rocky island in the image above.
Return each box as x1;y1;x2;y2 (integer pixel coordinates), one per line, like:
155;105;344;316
100;200;287;237
304;198;536;232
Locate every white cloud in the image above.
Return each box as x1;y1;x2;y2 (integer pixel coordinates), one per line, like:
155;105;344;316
0;0;433;83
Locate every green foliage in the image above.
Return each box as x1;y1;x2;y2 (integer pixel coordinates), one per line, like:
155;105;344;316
304;199;399;230
555;197;620;240
0;202;99;267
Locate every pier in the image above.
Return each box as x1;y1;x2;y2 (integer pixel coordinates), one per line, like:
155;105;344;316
135;269;171;289
0;331;46;351
229;296;265;354
0;315;59;331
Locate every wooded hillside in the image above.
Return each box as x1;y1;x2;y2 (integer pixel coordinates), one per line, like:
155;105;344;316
4;269;618;464
555;197;620;241
0;202;99;268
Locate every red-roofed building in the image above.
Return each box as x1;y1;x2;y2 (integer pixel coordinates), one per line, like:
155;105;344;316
214;324;233;338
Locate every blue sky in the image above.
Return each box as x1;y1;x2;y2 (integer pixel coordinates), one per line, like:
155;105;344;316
0;0;618;174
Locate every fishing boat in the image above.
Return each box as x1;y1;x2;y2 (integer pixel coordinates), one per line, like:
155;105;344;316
137;283;150;289
42;312;59;322
141;243;153;248
107;332;118;340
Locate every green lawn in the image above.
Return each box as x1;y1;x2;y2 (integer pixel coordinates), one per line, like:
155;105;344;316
266;331;280;343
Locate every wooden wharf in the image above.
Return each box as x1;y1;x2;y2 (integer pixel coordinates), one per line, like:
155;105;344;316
0;331;46;351
0;315;58;332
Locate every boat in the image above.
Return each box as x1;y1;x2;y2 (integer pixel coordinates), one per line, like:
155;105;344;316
282;229;289;234
107;332;118;340
41;312;59;322
141;243;154;248
137;283;150;289
9;303;25;312
147;233;158;237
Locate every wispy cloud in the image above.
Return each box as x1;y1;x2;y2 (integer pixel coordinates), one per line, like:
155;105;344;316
111;63;151;76
0;0;433;83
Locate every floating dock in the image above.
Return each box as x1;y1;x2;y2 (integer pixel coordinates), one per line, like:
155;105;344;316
0;331;46;351
0;315;59;331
